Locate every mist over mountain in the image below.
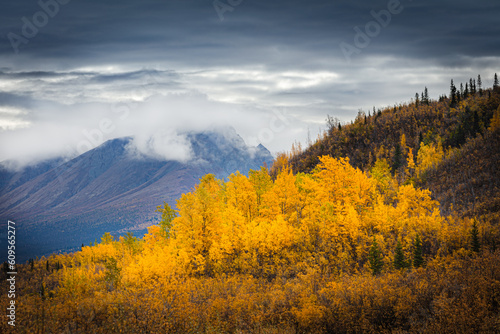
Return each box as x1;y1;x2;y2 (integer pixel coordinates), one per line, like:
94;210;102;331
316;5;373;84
0;127;273;262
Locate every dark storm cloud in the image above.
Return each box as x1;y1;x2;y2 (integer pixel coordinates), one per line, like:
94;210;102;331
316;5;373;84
1;0;499;65
0;0;499;165
0;91;38;109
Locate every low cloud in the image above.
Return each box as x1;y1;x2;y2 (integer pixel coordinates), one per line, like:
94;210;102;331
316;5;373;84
0;69;312;168
125;131;193;163
1;59;499;170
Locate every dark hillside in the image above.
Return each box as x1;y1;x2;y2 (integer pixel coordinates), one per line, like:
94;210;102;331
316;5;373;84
288;80;500;223
290;85;500;174
419;128;500;222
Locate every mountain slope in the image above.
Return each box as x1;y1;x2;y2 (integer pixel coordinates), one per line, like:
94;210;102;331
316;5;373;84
417;127;500;222
289;88;499;174
287;85;500;224
0;128;273;261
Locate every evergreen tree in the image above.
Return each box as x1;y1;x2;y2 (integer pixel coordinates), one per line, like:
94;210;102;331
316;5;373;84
392;143;402;173
472;109;481;136
450;79;457;107
40;282;46;301
494;73;499;89
369;237;383;275
46;260;50;272
423;87;429;104
413;234;424;268
415;93;420;107
394;241;407;270
478;74;483;96
471;220;481;253
464;83;469;98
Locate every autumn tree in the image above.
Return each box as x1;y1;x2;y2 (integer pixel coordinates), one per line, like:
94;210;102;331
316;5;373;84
101;232;114;244
415;141;444;181
249;166;272;208
489;104;500;131
156;201;177;238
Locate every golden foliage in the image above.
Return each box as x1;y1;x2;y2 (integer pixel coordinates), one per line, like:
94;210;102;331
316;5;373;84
3;155;499;333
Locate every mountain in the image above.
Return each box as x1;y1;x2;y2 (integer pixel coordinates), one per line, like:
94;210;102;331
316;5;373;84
0;128;273;262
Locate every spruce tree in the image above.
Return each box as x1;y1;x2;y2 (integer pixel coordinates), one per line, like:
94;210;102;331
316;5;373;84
413;234;424;268
392;143;402;173
450;80;457;107
40;282;46;301
394;241;407;270
494;73;499;89
478;75;483;96
424;87;429;104
471;220;481;253
369;237;383;275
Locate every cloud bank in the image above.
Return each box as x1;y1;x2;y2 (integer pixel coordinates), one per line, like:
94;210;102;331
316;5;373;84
0;0;499;167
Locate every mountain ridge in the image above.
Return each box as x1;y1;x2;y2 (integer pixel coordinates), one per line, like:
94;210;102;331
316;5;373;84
0;128;273;261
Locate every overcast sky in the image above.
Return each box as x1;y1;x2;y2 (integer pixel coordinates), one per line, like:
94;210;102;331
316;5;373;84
0;0;499;167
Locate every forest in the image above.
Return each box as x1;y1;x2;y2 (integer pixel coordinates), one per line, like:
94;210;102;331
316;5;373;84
1;75;500;333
